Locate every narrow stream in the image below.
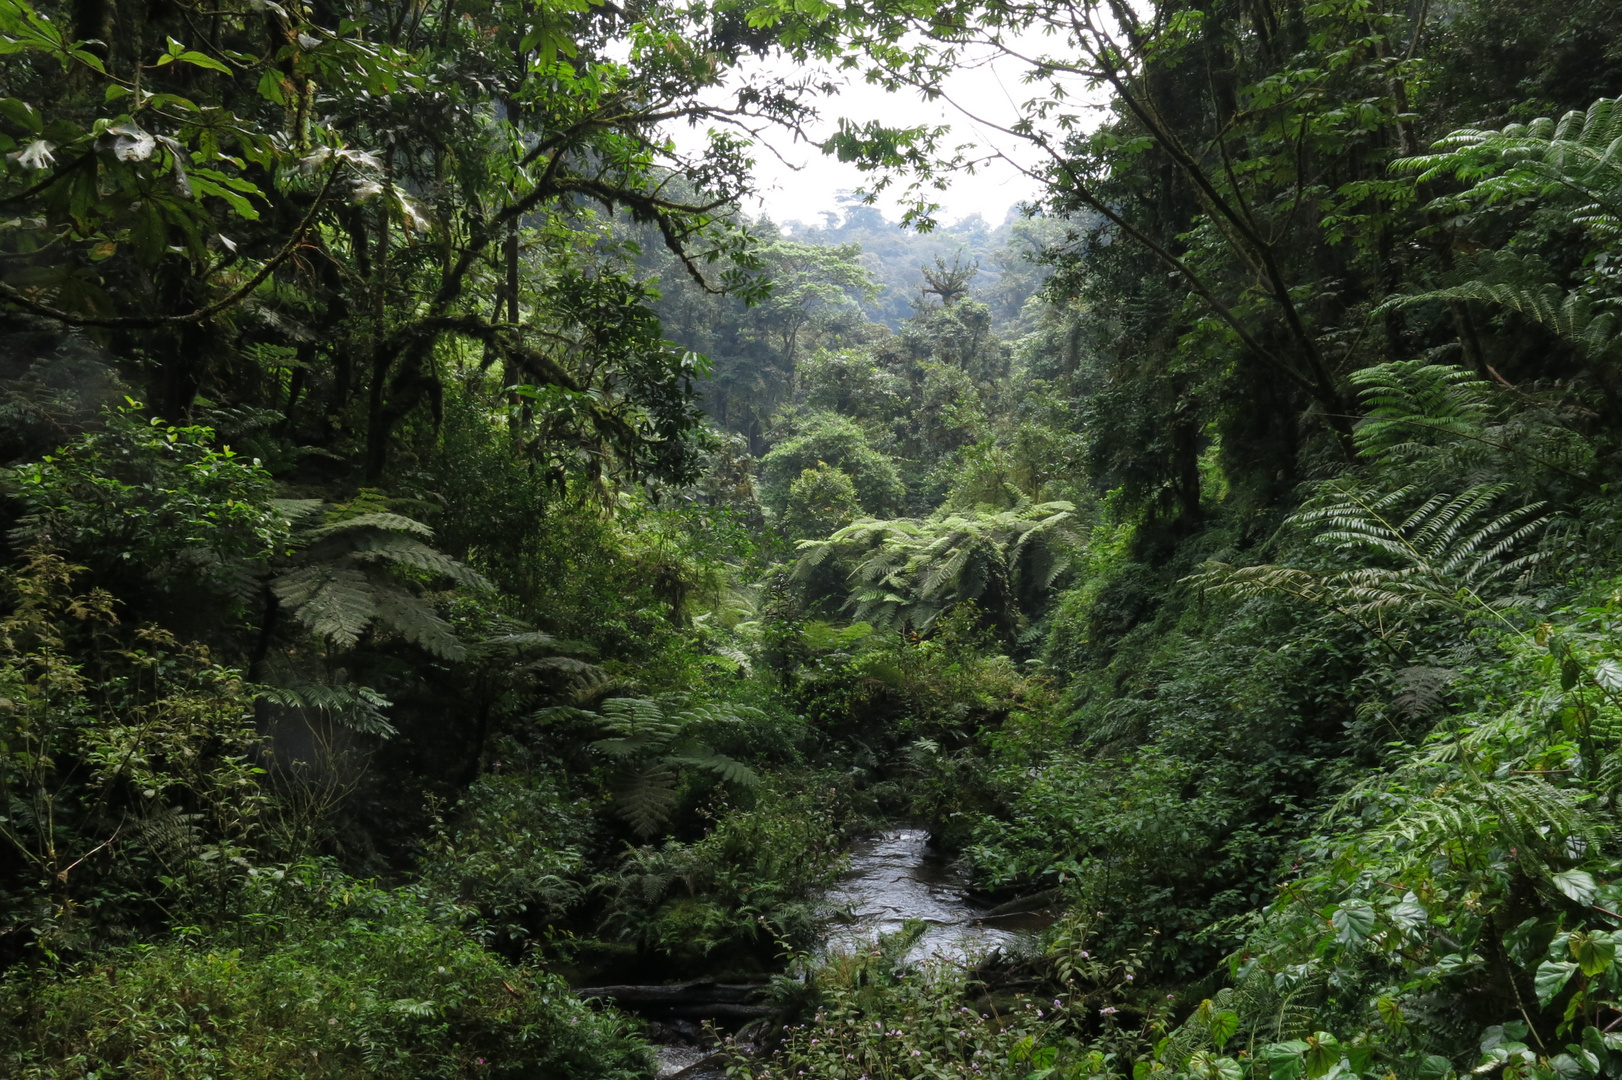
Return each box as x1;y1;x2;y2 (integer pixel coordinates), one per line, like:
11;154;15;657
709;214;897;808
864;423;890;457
652;827;1055;1078
825;827;1055;965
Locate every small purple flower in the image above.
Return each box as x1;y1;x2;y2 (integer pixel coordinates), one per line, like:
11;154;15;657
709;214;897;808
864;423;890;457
1099;1007;1119;1017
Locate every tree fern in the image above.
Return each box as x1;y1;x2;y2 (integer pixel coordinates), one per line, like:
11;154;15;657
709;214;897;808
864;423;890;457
1348;360;1493;466
589;697;761;839
1380;268;1622;363
1395;98;1622;232
1387;98;1622;360
269;503;490;660
795;499;1077;635
1192;482;1547;645
253;681;395;737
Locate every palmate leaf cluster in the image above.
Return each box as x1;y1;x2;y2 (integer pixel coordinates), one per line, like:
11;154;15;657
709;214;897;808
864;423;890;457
794;498;1078;636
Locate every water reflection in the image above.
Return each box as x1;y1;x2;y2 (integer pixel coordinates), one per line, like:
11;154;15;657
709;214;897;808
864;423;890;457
823;828;1054;965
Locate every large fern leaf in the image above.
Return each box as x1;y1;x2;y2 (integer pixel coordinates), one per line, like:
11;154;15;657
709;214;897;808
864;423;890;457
346;532;492;590
1192;482;1547;641
305;511;436;541
271;565;378;648
666;740;761;788
611;764;679;840
269;503;488;658
1388;99;1622;360
589;696;764;839
254;681;396;736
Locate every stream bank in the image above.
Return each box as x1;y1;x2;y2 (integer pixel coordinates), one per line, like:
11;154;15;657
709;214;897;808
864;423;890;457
611;826;1058;1078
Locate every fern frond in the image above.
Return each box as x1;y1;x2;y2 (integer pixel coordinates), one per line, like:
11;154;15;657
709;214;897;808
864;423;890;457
305;512;435;541
1384;281;1622;360
272;498;325;525
254;681;396;735
347;533;492;590
370;589;465;660
1190;481;1548;640
520;655;600;676
611;765;678;839
272;565;378;648
666;741;761;787
599;697;679;740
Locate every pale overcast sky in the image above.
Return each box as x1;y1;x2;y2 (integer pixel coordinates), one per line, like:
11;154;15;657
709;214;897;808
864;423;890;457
668;39;1089;229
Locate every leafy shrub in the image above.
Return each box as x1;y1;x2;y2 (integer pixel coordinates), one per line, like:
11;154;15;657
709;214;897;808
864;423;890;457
786;609;1034;777
595;788;847;967
783;462;861;540
0;550;268;960
0;864;650;1080
4;407;285;615
737;922;1147;1080
792;501;1076;641
418;772;594;945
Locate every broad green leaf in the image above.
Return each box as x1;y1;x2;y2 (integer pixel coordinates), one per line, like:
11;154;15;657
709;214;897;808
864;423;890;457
1570;930;1616;976
257;70;287;105
176;50;230;73
1534;959;1578;1006
1389;892;1428;931
1595;658;1622;690
1208;1009;1239;1049
1331;900;1375;946
0;97;42;134
1416;1055;1452;1080
190;175;258;219
1303;1033;1342;1079
1554;869;1598;904
1262;1043;1309;1080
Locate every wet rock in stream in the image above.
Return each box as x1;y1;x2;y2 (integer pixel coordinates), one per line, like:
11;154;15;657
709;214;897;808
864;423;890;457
654;1045;727;1080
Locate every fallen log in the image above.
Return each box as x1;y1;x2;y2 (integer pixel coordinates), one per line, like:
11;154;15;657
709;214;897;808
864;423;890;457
576;980;775;1021
658;1003;775;1020
982;889;1061;919
575;980;769;1007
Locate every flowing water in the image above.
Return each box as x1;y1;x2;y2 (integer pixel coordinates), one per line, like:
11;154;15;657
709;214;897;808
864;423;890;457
652;826;1055;1078
824;827;1055;965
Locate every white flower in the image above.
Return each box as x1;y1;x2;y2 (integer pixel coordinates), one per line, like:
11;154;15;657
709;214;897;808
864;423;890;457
10;139;55;170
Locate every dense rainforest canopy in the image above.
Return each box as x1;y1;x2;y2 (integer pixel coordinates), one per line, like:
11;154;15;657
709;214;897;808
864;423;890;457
4;0;1622;1075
